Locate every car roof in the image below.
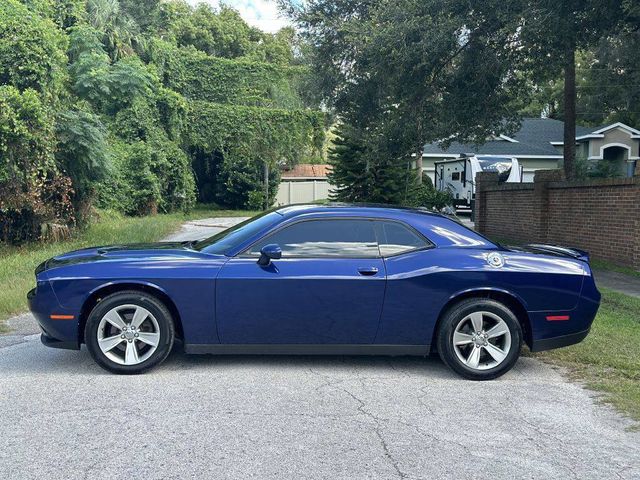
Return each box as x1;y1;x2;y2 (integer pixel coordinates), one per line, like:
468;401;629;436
275;203;441;218
272;203;495;249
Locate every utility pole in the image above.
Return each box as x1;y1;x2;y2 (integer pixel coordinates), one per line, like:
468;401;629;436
563;44;576;179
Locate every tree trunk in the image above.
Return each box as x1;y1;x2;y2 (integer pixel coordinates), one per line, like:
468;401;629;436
563;46;576;180
263;161;269;210
416;149;423;184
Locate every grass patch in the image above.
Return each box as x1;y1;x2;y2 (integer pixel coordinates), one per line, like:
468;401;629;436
589;259;640;279
536;288;640;426
187;204;260;218
0;207;258;331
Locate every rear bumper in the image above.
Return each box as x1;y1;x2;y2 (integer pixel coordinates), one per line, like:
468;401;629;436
530;328;590;352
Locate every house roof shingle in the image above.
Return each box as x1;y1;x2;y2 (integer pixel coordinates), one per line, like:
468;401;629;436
423;118;599;157
281;164;331;178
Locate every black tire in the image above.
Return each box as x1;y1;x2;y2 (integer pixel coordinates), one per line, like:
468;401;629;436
437;298;522;380
84;291;175;374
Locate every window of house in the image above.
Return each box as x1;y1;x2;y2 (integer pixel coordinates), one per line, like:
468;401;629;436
246;219;378;258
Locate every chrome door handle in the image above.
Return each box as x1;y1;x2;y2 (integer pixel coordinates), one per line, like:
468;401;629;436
358;267;379;276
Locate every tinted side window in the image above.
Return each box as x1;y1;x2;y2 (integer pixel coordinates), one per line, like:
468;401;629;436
247;219;378;257
375;221;428;256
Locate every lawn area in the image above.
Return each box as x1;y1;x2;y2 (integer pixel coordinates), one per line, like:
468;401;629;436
536;288;640;426
589;259;640;279
0;207;258;331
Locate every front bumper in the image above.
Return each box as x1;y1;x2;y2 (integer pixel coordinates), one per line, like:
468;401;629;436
40;332;80;350
28;285;80;350
529;328;590;352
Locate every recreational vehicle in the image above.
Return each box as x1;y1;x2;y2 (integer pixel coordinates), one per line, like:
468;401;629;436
434;155;523;209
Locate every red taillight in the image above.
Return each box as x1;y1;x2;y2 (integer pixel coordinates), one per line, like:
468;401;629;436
546;315;570;321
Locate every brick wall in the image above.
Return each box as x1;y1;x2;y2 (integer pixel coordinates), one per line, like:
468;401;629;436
476;170;640;270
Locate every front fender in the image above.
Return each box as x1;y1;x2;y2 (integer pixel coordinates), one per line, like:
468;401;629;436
43;256;226;345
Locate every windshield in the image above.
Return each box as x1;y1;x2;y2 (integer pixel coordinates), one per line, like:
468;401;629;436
192;211;283;254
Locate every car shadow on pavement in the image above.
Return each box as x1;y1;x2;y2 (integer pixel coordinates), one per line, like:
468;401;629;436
164;349;458;379
2;336;539;381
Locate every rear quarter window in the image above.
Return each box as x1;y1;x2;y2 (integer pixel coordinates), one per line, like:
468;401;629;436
375;221;430;256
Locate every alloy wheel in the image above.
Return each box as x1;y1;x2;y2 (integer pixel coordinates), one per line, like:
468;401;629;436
96;304;161;366
452;311;512;370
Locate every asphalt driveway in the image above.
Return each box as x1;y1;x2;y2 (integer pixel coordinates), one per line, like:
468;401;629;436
1;218;639;479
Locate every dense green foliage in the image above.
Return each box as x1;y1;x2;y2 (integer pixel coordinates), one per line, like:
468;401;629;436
525;30;640;129
285;0;636;195
0;0;322;244
328;124;452;209
187;101;323;208
0;85;74;242
327;124;412;204
151;40;305;107
0;1;73;243
0;0;68;97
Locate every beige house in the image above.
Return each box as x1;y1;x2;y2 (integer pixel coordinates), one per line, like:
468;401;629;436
422;118;640;182
275;164;332;205
554;122;640;177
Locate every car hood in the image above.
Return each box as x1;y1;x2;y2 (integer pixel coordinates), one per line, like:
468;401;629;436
36;242;208;273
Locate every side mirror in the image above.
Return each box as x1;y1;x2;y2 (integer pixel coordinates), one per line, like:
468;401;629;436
257;243;282;266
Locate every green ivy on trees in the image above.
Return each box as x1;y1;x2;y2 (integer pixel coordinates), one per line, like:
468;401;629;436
1;0;323;243
0;2;74;243
99;137;195;216
0;0;68;98
150;40;305;107
187;102;323;161
0;86;74;242
186;101;324;208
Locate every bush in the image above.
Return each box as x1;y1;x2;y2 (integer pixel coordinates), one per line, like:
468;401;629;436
575;154;620;179
55;107;111;224
99;141;160;215
98;138;195;216
150;40;302;107
0;86;74;244
0;0;68;97
0;0;323;248
215;156;279;209
405;179;453;210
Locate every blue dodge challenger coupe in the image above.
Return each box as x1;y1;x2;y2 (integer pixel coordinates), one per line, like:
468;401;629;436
28;204;600;379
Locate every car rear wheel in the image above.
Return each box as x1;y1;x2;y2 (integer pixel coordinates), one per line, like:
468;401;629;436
85;291;175;374
437;298;522;380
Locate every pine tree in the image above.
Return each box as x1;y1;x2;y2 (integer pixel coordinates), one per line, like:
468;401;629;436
327;124;369;202
328;124;414;205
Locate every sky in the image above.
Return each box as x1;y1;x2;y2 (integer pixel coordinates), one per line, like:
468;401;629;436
185;0;290;33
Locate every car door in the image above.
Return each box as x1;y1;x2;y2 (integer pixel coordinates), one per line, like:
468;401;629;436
372;219;437;345
215;218;386;344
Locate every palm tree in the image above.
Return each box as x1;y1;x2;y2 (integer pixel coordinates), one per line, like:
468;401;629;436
86;0;141;60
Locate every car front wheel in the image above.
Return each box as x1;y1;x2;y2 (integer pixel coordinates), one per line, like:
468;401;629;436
85;291;175;374
437;298;522;380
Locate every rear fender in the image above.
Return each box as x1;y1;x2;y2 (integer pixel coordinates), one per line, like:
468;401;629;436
431;287;532;351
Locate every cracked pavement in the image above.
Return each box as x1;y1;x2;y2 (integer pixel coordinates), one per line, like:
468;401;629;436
1;217;639;479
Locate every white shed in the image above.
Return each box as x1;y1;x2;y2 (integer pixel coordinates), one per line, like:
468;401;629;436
276;164;332;205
